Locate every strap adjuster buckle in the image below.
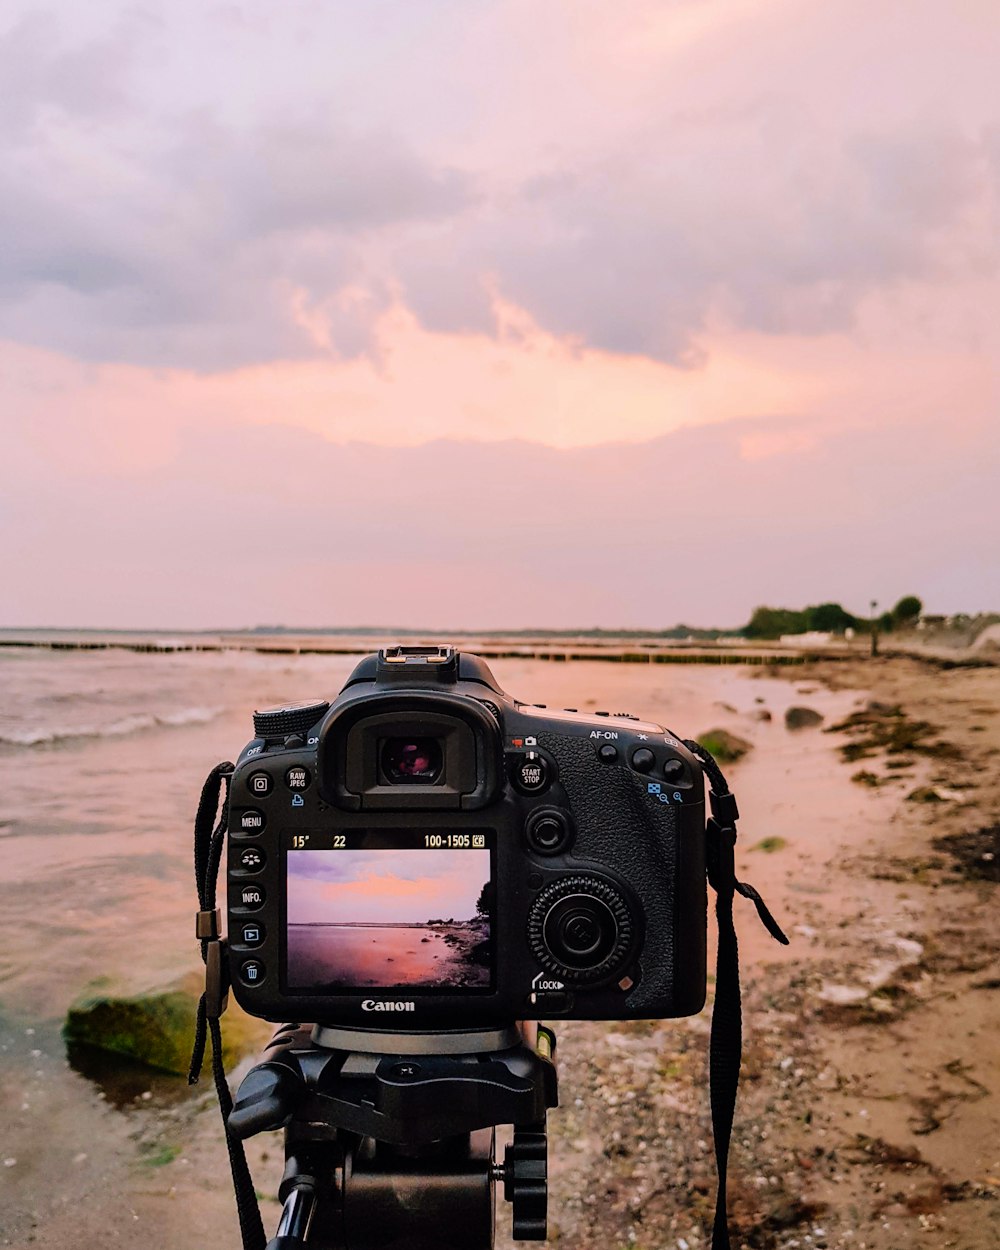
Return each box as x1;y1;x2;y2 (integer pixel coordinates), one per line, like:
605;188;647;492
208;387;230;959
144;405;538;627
205;939;230;1020
706;817;737;893
196;907;220;940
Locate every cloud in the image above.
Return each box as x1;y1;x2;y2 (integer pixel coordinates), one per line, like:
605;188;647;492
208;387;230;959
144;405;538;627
0;1;997;369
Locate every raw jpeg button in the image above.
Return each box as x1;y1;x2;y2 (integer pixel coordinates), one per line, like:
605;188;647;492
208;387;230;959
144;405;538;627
285;766;311;790
516;751;549;793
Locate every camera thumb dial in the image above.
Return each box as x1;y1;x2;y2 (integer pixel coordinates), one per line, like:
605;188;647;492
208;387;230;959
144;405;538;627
527;875;634;985
253;700;330;740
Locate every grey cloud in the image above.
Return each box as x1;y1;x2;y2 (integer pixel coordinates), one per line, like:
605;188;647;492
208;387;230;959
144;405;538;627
0;39;476;368
1;3;998;368
398;118;999;352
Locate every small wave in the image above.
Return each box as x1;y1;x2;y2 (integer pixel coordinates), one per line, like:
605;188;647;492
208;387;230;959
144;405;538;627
0;706;222;747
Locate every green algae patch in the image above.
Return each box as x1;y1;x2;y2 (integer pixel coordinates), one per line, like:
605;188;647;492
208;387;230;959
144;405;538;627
696;729;753;763
63;972;269;1076
141;1143;182;1168
749;836;788;853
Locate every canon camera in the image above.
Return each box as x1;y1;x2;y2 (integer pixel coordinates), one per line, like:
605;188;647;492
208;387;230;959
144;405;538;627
225;646;708;1029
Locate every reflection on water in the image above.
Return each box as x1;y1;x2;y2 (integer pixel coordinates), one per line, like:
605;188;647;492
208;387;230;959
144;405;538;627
287;921;491;989
64;1040;190;1110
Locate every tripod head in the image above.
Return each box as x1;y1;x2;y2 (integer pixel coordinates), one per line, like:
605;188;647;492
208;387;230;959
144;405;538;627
229;1021;558;1250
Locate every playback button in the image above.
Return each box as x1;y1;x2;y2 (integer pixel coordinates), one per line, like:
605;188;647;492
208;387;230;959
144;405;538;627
239;959;265;986
239;923;265;948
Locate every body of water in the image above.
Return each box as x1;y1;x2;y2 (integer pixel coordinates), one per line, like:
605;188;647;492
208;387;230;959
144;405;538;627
287;921;491;988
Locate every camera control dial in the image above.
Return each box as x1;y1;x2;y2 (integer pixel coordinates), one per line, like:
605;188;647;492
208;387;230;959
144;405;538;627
253;699;330;739
527;875;634;985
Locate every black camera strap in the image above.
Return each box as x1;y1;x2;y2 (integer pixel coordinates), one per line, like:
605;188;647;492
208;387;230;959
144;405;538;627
683;740;789;1250
187;761;267;1250
185;753;786;1250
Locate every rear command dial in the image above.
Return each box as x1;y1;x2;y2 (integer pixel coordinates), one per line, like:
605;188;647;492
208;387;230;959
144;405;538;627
527;875;634;984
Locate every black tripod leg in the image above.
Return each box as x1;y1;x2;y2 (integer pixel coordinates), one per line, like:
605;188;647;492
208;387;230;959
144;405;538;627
266;1177;318;1250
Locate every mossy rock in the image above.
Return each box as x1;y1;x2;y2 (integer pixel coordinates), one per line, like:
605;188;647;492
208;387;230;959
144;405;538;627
907;786;946;804
697;728;753;763
63;971;270;1076
785;706;824;730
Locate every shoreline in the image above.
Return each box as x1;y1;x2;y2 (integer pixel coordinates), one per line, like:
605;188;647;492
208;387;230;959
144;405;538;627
2;630;995;669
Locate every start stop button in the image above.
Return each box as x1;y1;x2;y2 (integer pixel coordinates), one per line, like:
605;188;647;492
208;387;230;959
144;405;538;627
513;750;551;794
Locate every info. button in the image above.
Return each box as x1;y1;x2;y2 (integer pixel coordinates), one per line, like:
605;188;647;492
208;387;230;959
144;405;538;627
239;883;265;910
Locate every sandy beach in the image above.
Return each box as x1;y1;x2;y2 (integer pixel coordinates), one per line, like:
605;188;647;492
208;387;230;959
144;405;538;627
521;655;1000;1250
1;647;997;1248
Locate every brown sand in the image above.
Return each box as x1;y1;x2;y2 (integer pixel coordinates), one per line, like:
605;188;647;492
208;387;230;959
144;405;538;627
507;656;999;1250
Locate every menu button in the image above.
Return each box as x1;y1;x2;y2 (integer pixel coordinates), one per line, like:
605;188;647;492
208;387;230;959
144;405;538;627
239;809;265;834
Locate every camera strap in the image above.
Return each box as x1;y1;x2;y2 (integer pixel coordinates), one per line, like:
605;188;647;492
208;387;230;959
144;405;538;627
684;740;789;1250
187;761;267;1250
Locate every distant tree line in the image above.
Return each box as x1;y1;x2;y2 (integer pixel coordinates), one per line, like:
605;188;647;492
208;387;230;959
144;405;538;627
743;596;923;641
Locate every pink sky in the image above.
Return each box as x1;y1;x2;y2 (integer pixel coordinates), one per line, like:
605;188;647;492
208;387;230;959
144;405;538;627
2;2;997;627
288;849;489;925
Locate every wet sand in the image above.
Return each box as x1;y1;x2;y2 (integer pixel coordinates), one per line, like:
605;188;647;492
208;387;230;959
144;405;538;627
1;652;997;1248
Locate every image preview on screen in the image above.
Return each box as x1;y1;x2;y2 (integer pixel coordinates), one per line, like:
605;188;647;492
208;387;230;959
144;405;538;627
285;837;493;991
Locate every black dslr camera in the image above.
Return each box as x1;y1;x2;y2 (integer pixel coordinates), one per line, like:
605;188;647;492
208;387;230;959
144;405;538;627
226;645;707;1030
193;647;780;1250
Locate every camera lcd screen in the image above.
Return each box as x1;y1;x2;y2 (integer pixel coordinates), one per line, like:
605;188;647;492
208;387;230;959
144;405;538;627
284;830;494;992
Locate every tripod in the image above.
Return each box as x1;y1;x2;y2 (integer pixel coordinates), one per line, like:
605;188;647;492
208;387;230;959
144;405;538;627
228;1021;559;1250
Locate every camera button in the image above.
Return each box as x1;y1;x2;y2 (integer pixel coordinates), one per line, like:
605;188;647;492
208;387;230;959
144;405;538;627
239;923;265;948
525;809;572;855
630;748;655;774
663;758;686;783
285;765;311;790
238;883;266;910
248;771;273;797
238;809;266;834
239;959;265;986
597;743;618;763
529;990;572;1013
513;750;550;794
238;846;266;872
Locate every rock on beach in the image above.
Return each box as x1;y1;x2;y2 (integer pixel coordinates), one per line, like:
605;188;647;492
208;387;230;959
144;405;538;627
63;972;270;1076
